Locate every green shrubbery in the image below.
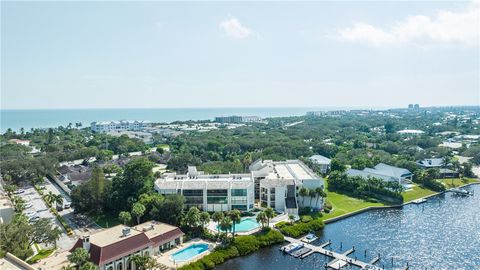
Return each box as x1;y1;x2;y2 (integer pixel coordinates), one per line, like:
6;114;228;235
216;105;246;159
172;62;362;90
279;219;324;238
179;230;284;270
274;221;289;229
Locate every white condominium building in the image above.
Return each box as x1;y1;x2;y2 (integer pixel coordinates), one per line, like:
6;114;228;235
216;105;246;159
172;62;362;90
250;160;324;215
90;120;152;133
154;166;254;212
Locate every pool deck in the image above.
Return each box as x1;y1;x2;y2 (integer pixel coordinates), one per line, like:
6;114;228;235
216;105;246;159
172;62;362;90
154;238;216;269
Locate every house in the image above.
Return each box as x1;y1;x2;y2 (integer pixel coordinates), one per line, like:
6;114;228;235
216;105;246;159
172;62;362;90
309;155;331;174
69;221;184;270
439;168;459;178
154;166;255;212
250;160;324;215
347;163;413;185
416;158;444;168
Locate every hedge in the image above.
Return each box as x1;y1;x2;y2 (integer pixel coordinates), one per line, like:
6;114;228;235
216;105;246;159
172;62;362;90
179;230;284;270
279;219;324;238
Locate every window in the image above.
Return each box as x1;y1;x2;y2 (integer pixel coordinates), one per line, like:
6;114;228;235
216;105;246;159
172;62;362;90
207;189;228;196
117;262;123;270
183;189;203;196
231;189;247;196
232;205;247;211
207;196;227;204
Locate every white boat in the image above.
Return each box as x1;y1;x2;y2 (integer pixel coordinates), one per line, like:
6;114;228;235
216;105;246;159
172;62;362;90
451;188;473;196
281;243;304;253
301;233;318;243
412;198;427;204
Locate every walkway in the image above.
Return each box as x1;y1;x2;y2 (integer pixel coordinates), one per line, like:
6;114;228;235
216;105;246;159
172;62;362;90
283;237;383;270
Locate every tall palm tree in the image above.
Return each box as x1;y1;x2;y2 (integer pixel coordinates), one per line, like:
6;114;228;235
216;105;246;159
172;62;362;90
256;212;267;229
184;207;201;230
299;187;309;206
315;187;326;209
229;210;241;238
219;216;232;241
199;212;210;232
288;214;295;225
212;212;224;237
308;189;316;207
43;191;56;207
264;207;274;228
54;194;64;209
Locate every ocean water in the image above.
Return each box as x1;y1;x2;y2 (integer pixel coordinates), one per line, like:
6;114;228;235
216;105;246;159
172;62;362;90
216;184;480;270
0;107;359;133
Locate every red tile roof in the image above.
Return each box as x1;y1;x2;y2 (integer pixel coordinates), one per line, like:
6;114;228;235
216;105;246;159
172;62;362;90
149;227;184;246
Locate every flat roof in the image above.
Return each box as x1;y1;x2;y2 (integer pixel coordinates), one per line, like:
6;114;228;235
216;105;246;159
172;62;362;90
89;225;144;247
135;221;179;239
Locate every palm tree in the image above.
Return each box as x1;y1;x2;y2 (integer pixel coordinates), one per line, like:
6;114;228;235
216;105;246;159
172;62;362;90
119;211;132;226
229;210;241;238
264;207;274;228
51;226;63;248
184;207;201;230
67;248;89;268
212;212;224;237
219;216;232;241
199;212;210;232
299;187;309;206
130;254;158;270
256;212;267;229
315;187;326;209
79;262;97;270
242;152;252;169
131;202;146;225
308;189;316;207
43;191;56;207
54;194;64;209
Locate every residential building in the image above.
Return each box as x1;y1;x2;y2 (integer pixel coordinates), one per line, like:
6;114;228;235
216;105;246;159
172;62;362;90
416;158;444;168
309;155;331;173
90;120;152;133
69;221;184;270
154;166;254;212
347;163;413;185
250;160;324;215
214;115;263;123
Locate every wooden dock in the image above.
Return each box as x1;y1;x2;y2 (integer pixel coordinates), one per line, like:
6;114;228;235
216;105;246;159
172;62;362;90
283;237;383;270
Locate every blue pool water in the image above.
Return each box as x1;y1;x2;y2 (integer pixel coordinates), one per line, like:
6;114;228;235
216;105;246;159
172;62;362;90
217;218;260;232
171;243;209;262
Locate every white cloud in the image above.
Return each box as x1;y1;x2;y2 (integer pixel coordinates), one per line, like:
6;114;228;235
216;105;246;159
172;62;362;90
337;2;479;46
219;17;252;39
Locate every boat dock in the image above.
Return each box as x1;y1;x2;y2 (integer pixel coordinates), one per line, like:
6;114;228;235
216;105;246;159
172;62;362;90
283;236;383;270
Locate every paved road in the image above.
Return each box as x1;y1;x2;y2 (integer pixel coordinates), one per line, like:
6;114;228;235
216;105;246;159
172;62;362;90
21;185;76;252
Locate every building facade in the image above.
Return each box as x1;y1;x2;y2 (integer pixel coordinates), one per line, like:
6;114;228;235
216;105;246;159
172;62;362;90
250;160;324;215
69;221;184;270
214;115;263;123
154;166;255;212
309;155;332;174
90;120;152;133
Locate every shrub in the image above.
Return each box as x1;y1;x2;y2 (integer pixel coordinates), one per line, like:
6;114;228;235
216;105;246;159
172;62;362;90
233;235;259;256
274;221;289;229
299;207;311;215
301;215;313;223
280;219;324;238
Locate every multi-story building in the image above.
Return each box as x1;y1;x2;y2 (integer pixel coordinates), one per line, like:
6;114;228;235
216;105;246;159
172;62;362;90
90;120;152;133
154;166;255;212
250;160;324;215
69;221;184;270
309;155;332;174
214;115;263;123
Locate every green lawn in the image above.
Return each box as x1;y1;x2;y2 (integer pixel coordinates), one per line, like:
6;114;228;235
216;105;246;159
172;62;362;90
402;185;437;202
321;190;385;221
439;178;479;189
26;248;55;264
90;212;121;228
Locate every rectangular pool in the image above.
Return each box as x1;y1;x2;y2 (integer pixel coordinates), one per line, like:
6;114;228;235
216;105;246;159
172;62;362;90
171;243;209;262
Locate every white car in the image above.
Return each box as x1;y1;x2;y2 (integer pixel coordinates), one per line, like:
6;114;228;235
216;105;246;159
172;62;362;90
25;211;36;217
24;202;33;209
29;215;40;222
13;189;25;194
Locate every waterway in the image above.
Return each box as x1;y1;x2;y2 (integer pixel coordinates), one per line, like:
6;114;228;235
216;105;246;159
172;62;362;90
216;184;480;270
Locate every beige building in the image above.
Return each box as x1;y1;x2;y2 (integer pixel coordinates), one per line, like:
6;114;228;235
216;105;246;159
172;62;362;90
70;221;184;270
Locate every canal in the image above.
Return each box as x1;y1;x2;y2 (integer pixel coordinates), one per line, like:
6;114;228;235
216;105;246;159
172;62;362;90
215;184;480;270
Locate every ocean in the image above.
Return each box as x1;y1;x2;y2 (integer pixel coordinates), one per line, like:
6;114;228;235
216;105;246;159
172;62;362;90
0;107;359;133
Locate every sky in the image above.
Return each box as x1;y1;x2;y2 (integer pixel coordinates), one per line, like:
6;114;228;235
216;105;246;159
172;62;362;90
1;1;479;110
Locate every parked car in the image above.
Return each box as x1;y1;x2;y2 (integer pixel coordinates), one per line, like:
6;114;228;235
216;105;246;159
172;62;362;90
64;202;71;209
25;211;36;217
13;189;25;194
24;202;33;209
29;215;40;223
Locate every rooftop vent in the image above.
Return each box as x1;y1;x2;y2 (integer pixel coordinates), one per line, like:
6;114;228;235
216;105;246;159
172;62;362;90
122;227;131;237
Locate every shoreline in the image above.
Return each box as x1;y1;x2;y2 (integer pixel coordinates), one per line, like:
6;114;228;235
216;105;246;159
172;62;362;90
323;181;480;225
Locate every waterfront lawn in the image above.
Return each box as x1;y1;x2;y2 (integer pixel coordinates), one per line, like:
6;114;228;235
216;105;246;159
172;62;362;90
402;185;437;203
321;190;385;221
439;178;479;189
90;212;121;228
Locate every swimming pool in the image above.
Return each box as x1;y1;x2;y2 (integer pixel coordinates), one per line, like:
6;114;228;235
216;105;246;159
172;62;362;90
217;218;260;232
171;243;209;262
